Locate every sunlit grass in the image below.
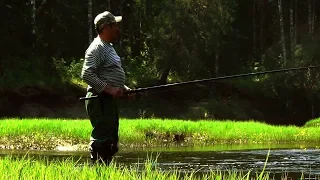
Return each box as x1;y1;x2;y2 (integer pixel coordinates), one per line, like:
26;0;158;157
0;118;320;150
0;151;296;180
303;118;320;127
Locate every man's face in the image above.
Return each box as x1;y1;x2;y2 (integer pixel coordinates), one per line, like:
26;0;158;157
103;23;120;42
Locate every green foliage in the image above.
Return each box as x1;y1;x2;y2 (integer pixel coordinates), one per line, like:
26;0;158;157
0;57;62;90
0;56;87;91
123;56;158;87
1;118;320;150
303;118;320;127
52;58;70;82
0;155;285;180
68;58;85;80
52;57;86;86
146;0;236;81
2;0;320;123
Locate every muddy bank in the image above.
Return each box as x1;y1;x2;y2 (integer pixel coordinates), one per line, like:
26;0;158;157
0;85;87;119
0;131;211;151
0;82;317;125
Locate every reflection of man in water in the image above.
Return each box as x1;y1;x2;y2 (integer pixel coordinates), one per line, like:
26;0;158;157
81;11;131;165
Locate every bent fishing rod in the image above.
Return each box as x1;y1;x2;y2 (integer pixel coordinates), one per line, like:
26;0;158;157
79;65;320;101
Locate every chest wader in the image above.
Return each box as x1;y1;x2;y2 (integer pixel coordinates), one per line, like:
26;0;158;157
85;91;119;165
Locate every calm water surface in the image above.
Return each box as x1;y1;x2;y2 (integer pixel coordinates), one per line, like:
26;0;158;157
1;144;320;178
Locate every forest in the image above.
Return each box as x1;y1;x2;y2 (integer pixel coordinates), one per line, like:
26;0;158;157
1;0;320;125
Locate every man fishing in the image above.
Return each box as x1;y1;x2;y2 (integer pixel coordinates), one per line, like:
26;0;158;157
81;11;131;165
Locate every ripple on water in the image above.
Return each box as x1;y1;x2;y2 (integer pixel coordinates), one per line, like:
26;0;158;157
1;146;320;178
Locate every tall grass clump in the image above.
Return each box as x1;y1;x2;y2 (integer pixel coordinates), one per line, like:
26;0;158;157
303;118;320;127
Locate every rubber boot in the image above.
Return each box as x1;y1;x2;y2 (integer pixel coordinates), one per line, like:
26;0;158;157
89;141;118;166
98;141;118;165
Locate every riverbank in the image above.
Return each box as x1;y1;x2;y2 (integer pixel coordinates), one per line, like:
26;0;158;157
0;154;278;180
1;81;318;126
1;118;320;151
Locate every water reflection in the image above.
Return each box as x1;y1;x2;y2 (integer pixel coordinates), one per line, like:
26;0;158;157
1;143;320;178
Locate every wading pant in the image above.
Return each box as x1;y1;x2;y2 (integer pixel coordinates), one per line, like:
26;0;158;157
85;92;119;165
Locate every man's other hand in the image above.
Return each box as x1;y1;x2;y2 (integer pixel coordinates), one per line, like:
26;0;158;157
123;85;135;100
104;85;123;98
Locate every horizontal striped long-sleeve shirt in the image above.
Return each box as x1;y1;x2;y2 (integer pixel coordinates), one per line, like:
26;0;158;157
81;37;126;93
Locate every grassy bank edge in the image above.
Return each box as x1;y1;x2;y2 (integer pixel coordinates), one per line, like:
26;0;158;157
0;150;312;180
0;118;320;151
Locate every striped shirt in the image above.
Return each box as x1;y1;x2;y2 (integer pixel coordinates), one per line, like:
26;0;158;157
81;36;125;93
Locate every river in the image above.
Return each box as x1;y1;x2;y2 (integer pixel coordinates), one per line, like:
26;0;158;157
1;143;319;179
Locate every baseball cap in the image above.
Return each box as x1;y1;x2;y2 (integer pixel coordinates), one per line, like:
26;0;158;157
94;11;122;30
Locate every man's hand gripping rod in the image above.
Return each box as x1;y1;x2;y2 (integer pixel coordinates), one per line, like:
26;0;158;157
79;88;143;101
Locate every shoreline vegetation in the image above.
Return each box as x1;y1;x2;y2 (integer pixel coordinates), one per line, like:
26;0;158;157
0;152;297;180
0;152;317;180
0;118;320;151
1;118;320;180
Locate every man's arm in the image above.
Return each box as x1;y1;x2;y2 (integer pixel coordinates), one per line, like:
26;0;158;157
81;49;124;97
81;49;107;93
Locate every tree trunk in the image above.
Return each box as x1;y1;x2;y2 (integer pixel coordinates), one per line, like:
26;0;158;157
312;94;315;118
120;0;134;55
159;51;176;85
36;0;48;15
308;0;312;35
312;0;315;37
88;0;93;44
31;0;36;34
131;3;141;57
308;0;315;49
253;0;257;63
44;0;54;58
278;0;287;65
107;0;111;10
260;0;265;62
307;0;316;38
159;44;179;84
290;0;294;60
294;0;297;46
146;0;152;17
159;68;171;84
215;49;219;77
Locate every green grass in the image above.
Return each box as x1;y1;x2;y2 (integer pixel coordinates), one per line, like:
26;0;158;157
0;118;320;150
0;151;292;180
303;118;320;127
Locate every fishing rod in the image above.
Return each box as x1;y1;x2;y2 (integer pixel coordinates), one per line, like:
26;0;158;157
79;65;320;101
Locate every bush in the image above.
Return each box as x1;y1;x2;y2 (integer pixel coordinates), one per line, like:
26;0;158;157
68;58;84;80
0;57;62;89
52;57;85;83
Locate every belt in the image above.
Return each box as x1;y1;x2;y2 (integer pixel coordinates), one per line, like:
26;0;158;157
87;88;111;98
87;88;100;95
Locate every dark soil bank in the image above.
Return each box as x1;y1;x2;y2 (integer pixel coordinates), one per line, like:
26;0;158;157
0;82;317;126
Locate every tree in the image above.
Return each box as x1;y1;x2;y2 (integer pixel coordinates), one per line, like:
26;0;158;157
146;0;235;83
31;0;36;34
259;0;266;62
253;0;257;62
88;0;93;44
289;0;295;60
278;0;287;65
